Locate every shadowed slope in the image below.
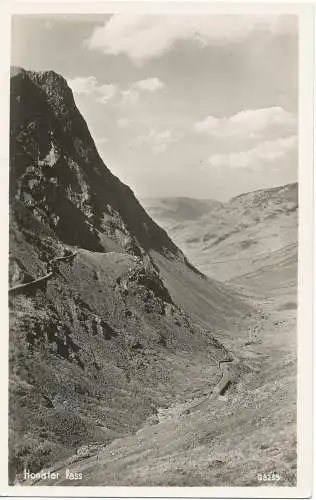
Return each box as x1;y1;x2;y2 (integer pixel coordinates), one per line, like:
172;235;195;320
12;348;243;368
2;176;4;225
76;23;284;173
9;67;252;483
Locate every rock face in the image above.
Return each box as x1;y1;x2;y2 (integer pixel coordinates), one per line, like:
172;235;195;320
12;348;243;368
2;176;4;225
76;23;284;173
9;68;251;483
10;67;182;259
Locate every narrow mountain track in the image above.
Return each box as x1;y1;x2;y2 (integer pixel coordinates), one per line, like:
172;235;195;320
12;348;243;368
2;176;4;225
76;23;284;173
181;357;234;415
23;356;237;486
8;250;77;295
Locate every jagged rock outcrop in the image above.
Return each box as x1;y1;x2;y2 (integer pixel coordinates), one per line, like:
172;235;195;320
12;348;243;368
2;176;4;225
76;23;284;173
10;67;183;259
9;67;251;484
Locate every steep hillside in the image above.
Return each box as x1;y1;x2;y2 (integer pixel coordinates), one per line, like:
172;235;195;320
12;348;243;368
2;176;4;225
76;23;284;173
141;197;222;232
9;68;251;484
36;304;297;487
10;67;183;260
144;184;298;296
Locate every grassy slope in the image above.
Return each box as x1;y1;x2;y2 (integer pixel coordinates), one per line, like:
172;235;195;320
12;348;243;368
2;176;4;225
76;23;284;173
10;203;252;484
152;251;251;332
34;271;296;487
141;197;222;227
144;184;298;286
32;185;298;487
10;68;296;487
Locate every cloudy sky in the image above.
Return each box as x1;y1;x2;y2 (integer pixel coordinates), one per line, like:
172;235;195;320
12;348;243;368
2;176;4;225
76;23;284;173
11;14;298;201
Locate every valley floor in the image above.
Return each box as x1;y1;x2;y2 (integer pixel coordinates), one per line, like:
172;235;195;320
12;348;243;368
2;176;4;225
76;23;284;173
29;284;296;487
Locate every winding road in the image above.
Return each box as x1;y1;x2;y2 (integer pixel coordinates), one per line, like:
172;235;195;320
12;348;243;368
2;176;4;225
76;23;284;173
181;357;234;415
9;250;77;295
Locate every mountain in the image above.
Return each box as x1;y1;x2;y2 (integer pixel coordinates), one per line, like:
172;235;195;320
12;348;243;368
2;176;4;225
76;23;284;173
141;196;222;231
144;183;298;299
10;67;183;259
9;68;252;483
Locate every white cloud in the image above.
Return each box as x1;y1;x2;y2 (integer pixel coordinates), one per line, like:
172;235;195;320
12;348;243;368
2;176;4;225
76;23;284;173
194;107;297;140
117;118;133;128
120;88;140;107
68;76;117;104
97;83;117;103
135;128;182;154
133;77;165;92
195;115;220;134
119;77;165;107
69;75;165;109
68;76;98;94
85;15;296;65
207;135;297;170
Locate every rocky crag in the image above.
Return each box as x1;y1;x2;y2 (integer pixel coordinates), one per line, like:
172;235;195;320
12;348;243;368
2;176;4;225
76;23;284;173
9;67;251;483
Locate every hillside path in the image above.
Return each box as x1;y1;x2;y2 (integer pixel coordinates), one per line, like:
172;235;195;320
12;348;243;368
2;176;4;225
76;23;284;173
9;250;77;295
